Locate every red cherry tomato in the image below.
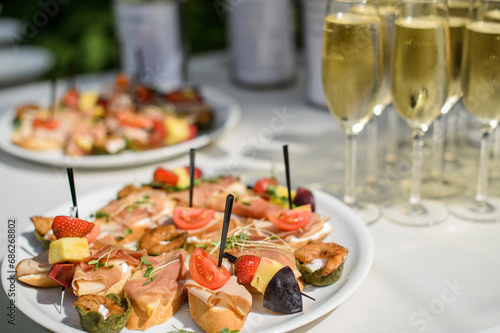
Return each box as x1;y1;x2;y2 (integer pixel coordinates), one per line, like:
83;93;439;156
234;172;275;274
268;205;312;231
149;119;166;146
33;118;59;130
135;85;154;103
189;248;230;290
116;112;154;129
62;89;79;109
253;178;278;194
153;167;179;186
173;207;215;230
115;73;130;91
185;166;203;179
187;124;197;140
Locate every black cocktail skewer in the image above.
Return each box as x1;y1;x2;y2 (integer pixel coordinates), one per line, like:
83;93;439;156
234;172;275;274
218;194;234;268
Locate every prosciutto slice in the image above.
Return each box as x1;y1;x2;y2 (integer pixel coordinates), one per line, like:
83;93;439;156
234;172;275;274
72;245;146;296
123;249;187;314
97;188;175;228
184;275;252;317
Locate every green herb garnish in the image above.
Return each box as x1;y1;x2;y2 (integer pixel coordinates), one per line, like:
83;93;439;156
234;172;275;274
88;247;116;271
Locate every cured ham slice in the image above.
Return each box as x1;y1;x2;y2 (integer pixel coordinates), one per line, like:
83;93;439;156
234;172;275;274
124;249;188;330
72;245;145;296
123;250;187;314
184;275;252;322
95;187;176;232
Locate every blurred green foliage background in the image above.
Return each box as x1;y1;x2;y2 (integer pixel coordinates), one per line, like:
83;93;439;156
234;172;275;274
1;0;227;77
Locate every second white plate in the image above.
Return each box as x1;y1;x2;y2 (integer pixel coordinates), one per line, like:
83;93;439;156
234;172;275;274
0;87;241;169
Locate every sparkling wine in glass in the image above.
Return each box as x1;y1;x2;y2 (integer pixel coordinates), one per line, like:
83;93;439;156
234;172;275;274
359;0;398;203
322;0;383;224
381;0;449;226
421;0;468;198
448;0;500;221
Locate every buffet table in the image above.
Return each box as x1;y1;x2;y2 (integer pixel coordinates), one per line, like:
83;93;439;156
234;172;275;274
1;52;499;333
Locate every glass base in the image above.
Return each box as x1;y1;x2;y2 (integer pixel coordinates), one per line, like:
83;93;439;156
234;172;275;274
420;177;463;199
357;180;400;203
448;197;500;222
382;199;448;226
347;201;380;225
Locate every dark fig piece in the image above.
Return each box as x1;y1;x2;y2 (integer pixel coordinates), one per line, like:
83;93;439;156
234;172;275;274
293;187;315;212
263;266;302;314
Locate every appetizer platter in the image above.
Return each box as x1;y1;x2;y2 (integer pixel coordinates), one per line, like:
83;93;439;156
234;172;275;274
0;77;240;168
2;166;373;333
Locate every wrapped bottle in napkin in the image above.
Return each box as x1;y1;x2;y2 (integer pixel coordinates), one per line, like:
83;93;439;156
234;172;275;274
228;0;295;88
113;0;182;91
302;0;328;107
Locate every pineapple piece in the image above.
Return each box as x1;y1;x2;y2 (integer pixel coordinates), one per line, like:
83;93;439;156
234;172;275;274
250;258;284;294
79;91;98;111
172;167;190;188
49;237;90;264
164;117;189;146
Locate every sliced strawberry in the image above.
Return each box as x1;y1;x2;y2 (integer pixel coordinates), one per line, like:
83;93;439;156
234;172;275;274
235;255;261;285
185;166;203;179
52;216;95;239
153;167;179;186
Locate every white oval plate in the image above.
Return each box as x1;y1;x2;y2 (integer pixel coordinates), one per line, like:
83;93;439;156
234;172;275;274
1;186;373;333
0;87;241;169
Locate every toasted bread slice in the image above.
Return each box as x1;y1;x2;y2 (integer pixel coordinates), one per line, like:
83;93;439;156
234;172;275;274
188;290;248;333
126;284;185;331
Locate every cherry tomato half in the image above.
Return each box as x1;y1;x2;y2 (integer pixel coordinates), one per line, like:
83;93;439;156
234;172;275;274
153;167;179;186
189;248;230;290
33;118;59;130
173;207;215;230
62;89;79;109
253;177;278;194
149;119;166;146
268;204;312;231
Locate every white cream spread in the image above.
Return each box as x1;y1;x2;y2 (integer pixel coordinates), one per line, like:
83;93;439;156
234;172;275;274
305;258;328;272
121;262;129;274
98;304;109;319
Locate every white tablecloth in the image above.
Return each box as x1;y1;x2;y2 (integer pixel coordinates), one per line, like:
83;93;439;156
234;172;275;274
1;52;499;333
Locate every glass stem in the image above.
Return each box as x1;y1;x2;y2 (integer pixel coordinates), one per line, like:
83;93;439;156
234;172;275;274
475;127;491;204
366;117;378;184
409;129;423;207
445;111;458;162
431;115;445;180
344;134;357;206
386;108;398;165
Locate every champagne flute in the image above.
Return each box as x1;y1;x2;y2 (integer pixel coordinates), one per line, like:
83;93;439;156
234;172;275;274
448;0;500;221
322;0;383;224
381;0;449;226
360;0;397;202
421;0;468;198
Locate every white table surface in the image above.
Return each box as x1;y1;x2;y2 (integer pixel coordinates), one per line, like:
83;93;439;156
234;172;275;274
1;52;499;333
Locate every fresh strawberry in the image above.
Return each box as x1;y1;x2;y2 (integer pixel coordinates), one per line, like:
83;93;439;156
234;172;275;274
52;215;95;239
185;166;203;179
153;167;179;186
235;255;261;285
